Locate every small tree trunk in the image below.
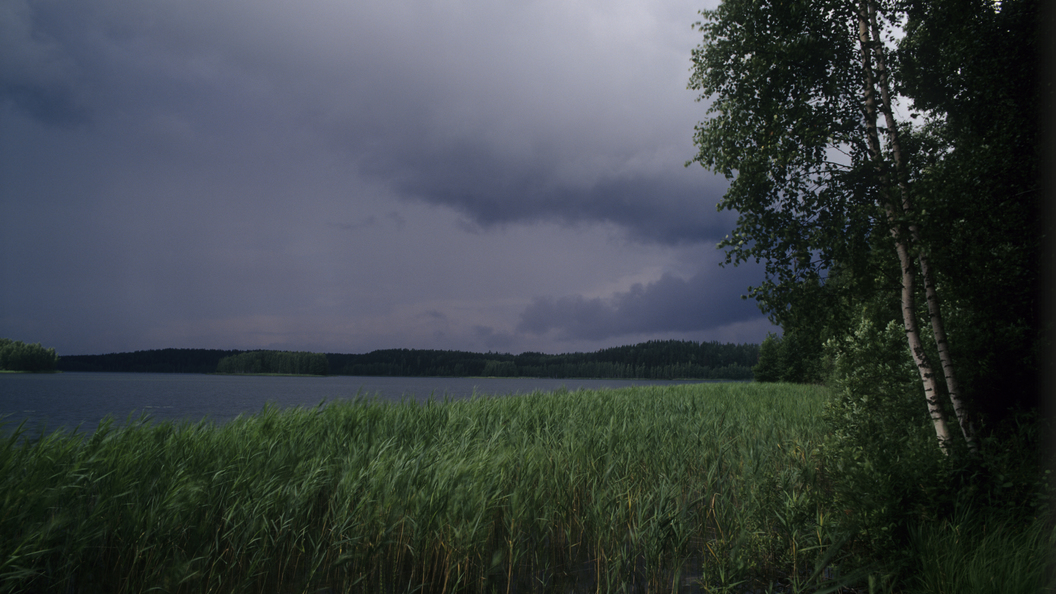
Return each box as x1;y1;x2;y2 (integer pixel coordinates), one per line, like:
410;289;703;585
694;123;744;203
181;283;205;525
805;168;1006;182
857;0;952;451
891;221;953;450
865;2;977;450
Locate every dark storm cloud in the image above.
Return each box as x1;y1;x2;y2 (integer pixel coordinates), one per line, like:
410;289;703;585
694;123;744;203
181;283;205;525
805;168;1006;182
0;0;90;126
0;83;90;127
378;140;732;245
0;0;773;356
285;0;731;247
474;326;515;351
2;0;730;246
516;264;763;341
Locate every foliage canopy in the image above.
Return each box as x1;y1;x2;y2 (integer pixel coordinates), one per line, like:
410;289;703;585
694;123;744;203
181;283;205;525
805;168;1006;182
689;0;1043;428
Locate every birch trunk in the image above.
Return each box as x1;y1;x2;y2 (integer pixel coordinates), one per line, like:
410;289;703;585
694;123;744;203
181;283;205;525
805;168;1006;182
864;2;977;450
857;0;953;451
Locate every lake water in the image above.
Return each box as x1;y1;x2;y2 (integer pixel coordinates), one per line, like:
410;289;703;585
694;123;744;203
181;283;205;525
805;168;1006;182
0;372;719;436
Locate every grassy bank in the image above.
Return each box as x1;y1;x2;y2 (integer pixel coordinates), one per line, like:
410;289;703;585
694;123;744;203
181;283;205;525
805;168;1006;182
1;383;1050;593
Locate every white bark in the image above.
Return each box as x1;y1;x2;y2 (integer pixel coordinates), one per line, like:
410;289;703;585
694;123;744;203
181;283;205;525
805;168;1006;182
857;0;953;452
864;2;977;450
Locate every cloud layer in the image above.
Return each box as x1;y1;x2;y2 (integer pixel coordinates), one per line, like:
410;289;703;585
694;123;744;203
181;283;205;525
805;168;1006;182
0;0;774;356
518;267;762;341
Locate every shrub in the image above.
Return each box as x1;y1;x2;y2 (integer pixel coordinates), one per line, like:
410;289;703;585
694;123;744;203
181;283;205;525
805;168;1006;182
820;313;1054;587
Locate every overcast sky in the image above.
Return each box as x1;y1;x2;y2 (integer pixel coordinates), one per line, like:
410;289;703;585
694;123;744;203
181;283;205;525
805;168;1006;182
0;0;774;356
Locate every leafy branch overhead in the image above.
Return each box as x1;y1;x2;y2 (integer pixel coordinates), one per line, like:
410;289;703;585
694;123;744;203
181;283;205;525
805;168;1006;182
688;0;1042;449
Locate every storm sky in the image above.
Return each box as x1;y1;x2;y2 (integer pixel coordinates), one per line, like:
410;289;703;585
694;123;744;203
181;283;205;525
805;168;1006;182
0;0;774;356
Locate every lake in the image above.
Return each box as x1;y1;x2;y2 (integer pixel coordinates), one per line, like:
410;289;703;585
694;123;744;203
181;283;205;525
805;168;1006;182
0;372;721;436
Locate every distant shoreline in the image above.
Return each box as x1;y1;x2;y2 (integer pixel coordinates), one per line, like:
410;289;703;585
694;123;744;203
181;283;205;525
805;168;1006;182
56;340;761;380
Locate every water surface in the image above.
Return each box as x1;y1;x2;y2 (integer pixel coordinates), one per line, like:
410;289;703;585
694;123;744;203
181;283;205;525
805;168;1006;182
1;372;718;436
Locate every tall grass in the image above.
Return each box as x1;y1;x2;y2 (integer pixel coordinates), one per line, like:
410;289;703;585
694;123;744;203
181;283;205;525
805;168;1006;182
905;515;1056;594
2;383;839;593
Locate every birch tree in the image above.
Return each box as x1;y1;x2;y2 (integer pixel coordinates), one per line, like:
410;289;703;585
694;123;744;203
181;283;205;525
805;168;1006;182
687;0;977;450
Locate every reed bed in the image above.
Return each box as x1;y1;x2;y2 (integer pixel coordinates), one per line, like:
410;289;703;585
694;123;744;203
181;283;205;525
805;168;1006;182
905;515;1056;594
0;382;834;593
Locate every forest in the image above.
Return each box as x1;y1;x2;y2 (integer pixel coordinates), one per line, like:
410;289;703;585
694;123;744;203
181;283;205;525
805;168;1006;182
55;339;758;380
57;348;244;374
216;350;330;376
325;340;757;379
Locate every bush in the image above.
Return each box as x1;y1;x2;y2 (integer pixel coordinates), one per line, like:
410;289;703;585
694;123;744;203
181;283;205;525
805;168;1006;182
752;333;785;382
819;314;1054;587
822;315;948;557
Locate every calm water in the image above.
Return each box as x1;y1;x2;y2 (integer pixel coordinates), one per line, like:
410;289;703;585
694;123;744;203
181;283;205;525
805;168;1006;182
0;372;717;436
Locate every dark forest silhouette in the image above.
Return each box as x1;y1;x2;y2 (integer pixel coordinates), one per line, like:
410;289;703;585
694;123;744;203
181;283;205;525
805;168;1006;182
56;339;758;380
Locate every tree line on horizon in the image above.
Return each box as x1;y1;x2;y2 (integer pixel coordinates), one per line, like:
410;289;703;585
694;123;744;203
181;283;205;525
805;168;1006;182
57;348;244;374
0;338;59;372
326;340;758;379
55;339;759;380
216;350;330;376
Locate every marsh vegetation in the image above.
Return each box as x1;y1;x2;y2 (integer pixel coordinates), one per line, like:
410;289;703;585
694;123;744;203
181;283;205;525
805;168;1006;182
3;382;1050;593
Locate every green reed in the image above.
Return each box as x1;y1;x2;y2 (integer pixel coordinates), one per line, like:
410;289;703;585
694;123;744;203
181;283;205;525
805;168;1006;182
1;382;834;593
903;514;1056;594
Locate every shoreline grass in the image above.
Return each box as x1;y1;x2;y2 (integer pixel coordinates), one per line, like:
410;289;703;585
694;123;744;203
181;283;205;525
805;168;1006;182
2;382;1050;593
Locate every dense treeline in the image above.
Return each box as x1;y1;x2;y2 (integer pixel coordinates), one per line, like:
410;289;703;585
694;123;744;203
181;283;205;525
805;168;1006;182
217;351;329;375
55;340;757;379
58;349;244;374
326;340;757;379
0;338;59;372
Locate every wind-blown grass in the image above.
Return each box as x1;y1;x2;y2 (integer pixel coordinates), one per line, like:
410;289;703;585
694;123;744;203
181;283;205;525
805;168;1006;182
905;514;1056;594
2;383;841;593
